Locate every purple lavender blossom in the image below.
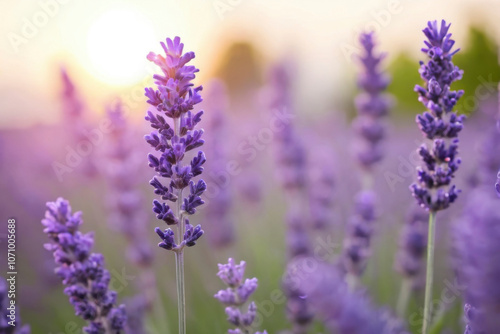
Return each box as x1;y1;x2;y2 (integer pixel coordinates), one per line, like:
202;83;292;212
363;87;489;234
269;62;313;332
204;80;235;247
410;20;465;211
145;37;205;252
341;31;391;279
214;258;267;334
0;278;30;333
285;257;409;334
342;190;376;276
395;207;428;285
456;187;500;333
353;32;391;170
41;198;127;333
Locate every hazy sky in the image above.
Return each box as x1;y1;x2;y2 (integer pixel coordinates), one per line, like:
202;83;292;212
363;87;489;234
1;0;499;127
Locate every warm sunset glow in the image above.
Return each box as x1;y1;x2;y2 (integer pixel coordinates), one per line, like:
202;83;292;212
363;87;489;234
86;9;157;86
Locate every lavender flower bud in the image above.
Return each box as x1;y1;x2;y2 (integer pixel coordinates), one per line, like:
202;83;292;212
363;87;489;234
145;37;206;252
41;198;127;333
410;20;465;212
214;258;267;334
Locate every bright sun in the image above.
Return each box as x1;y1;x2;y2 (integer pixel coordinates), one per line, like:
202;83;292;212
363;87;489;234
86;9;157;86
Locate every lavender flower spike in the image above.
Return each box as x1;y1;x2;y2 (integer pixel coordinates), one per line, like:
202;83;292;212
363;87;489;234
145;36;205;334
411;20;464;334
353;31;392;173
342;31;391;283
410;20;465;211
214;258;267;334
41;198;127;333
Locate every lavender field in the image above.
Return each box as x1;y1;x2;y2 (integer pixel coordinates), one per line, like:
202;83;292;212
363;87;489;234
1;1;500;334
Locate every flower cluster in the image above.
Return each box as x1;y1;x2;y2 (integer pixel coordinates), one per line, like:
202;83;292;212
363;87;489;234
0;277;30;334
410;20;465;211
342;190;376;276
145;37;206;252
41;198;127;333
214;258;267;334
353;31;391;170
395;208;428;284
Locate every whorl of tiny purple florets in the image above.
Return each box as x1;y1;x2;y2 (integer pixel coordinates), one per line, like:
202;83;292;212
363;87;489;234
41;198;127;333
353;31;392;169
308;157;335;230
456;188;500;333
395;208;428;284
342;190;376;276
285;257;409;334
0;277;30;334
145;37;205;252
214;259;267;334
410;20;465;212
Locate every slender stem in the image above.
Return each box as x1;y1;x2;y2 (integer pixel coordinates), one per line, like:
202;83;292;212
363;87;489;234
422;211;436;334
173;116;186;334
175;250;186;334
396;278;412;318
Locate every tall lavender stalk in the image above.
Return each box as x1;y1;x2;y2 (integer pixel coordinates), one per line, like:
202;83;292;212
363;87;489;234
214;258;268;334
410;20;465;334
342;31;391;285
269;63;313;333
144;37;206;334
101;101;155;333
41;198;127;333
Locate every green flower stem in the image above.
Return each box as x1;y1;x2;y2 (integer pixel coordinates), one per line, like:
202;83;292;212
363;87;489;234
422;211;436;334
396;278;412;318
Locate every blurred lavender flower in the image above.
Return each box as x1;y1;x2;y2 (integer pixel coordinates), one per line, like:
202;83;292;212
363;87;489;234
456;187;500;333
145;36;206;253
342;190;376;277
285;257;409;334
0;277;30;334
59;67;98;178
342;31;391;280
410;20;465;211
214;258;267;334
353;32;392;172
41;198;127;333
269;62;314;332
203;80;235;248
395;208;428;285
